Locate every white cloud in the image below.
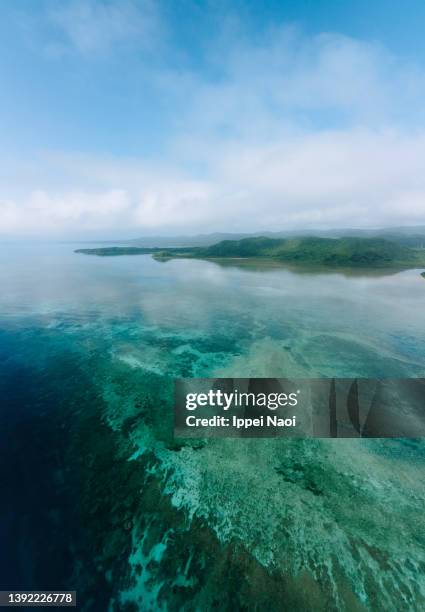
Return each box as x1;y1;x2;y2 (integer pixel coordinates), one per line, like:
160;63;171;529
47;0;160;55
2;26;425;235
0;189;131;233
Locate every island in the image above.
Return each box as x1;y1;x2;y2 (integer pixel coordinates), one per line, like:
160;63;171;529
74;246;166;256
76;236;425;270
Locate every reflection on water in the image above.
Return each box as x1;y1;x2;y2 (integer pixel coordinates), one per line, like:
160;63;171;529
2;243;424;378
1;243;425;610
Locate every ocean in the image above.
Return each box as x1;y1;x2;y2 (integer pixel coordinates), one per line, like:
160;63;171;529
1;242;425;610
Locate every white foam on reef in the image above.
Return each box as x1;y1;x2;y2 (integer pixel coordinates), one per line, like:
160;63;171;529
118;521;172;611
146;340;425;608
96;317;425;609
116;352;165;375
103;334;425;609
155;435;425;609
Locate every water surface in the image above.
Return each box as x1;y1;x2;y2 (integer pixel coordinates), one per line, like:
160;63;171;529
1;243;425;610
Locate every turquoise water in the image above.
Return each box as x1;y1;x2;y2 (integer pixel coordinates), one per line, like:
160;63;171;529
1;243;425;610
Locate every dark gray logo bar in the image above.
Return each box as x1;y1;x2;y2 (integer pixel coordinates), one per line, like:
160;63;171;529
174;378;425;438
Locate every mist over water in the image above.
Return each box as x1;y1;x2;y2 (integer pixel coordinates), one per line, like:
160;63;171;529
1;243;425;610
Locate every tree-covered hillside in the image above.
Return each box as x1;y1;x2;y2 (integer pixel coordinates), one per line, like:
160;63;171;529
165;236;425;267
76;236;425;268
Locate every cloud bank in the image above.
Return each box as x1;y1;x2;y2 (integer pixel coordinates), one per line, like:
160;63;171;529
2;4;425;236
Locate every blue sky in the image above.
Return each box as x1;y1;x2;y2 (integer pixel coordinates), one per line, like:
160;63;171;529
1;0;425;236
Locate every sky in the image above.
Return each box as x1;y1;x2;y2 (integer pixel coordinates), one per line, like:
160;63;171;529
1;0;425;238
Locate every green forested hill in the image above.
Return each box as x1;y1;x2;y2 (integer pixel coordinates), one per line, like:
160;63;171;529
76;236;425;268
164;236;425;267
